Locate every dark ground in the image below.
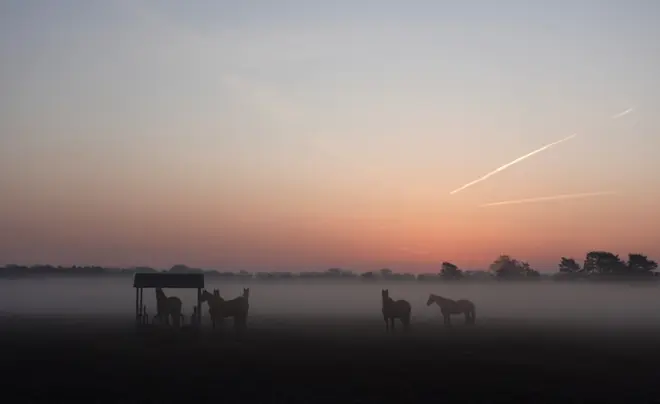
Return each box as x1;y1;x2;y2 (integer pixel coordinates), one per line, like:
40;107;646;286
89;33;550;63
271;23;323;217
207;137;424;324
3;315;660;403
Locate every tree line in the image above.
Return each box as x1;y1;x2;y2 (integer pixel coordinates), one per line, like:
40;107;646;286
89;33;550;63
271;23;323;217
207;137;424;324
0;251;656;281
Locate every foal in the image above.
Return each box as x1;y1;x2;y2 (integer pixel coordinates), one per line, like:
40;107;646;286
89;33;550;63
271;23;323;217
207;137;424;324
426;293;476;326
381;289;411;332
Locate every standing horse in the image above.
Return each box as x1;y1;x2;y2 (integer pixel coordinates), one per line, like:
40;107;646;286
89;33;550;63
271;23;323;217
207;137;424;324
201;288;250;330
381;289;411;332
426;293;476;326
154;288;183;327
222;288;250;330
200;289;224;329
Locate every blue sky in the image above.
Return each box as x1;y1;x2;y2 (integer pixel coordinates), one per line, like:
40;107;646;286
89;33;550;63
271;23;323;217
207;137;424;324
1;1;659;270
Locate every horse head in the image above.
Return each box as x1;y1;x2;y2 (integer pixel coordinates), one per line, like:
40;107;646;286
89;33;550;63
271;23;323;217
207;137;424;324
381;289;389;301
242;288;250;299
426;294;436;306
200;289;213;302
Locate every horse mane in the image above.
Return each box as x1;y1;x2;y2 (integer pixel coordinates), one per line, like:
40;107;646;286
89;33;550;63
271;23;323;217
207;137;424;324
155;288;167;300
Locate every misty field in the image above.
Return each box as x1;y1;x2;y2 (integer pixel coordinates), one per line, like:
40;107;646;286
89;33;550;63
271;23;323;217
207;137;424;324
2;278;660;332
5;278;660;403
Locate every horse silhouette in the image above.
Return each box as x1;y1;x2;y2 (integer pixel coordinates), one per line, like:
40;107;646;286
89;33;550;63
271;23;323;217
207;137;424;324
381;289;411;332
154;288;183;327
201;288;250;330
200;289;224;329
426;293;476;326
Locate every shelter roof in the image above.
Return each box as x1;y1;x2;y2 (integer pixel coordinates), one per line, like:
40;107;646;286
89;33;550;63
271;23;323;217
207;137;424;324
133;273;205;289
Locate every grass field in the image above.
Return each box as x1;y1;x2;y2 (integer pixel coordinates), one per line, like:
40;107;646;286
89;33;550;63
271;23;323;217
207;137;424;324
3;313;660;403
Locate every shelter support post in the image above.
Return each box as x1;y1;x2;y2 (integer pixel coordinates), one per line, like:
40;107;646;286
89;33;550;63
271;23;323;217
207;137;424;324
197;288;202;327
135;287;139;325
139;288;144;324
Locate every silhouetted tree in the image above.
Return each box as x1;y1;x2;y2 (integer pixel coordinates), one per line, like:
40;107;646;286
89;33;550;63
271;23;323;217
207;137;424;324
440;261;463;280
326;268;342;277
519;261;540;278
558;257;581;273
169;264;191;273
489;255;538;279
626;253;657;275
489;255;520;279
380;268;393;278
583;251;625;275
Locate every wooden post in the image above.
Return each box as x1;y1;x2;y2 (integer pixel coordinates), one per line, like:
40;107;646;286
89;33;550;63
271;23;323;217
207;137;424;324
197;288;202;328
139;288;144;324
135;287;139;325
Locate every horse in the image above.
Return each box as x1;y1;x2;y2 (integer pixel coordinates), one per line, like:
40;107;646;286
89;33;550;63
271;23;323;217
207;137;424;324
426;293;476;326
154;288;183;327
381;289;411;332
200;289;225;329
221;288;250;330
201;288;250;330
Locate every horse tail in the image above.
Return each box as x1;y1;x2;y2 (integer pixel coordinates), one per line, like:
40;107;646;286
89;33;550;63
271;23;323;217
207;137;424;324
469;304;476;324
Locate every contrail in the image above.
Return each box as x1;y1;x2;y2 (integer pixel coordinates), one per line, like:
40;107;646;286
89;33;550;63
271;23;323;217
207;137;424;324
449;133;577;195
480;191;616;207
611;107;635;119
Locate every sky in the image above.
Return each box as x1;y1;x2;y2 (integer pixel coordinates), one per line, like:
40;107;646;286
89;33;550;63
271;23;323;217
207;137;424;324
1;0;659;272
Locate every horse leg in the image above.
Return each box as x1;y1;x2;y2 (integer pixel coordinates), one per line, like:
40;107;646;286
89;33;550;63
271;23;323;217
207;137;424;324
208;309;215;329
464;312;470;325
240;313;247;331
391;317;395;331
233;315;244;331
384;316;389;332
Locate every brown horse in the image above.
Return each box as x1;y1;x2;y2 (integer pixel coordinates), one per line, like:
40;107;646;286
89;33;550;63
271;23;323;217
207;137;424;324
200;289;224;329
381;289;411;332
426;293;476;326
201;288;250;330
154;288;183;327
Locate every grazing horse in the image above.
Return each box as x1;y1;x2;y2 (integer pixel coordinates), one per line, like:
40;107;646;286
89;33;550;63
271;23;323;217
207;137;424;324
426;294;476;326
201;288;250;330
154;288;183;327
381;289;411;332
